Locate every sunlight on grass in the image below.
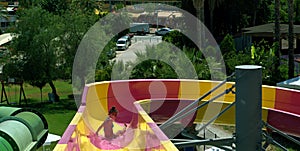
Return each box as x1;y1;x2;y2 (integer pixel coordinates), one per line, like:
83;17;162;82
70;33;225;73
37;110;76;151
45;110;76;135
0;80;77;151
1;80;72;104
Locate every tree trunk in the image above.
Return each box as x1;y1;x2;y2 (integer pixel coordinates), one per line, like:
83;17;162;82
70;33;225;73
274;0;281;80
210;7;214;33
208;0;215;30
192;0;205;49
49;80;59;101
252;0;260;26
253;10;257;26
181;0;197;16
288;0;295;78
193;0;205;22
40;88;42;102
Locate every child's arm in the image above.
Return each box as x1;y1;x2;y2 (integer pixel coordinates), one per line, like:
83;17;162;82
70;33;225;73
96;121;106;135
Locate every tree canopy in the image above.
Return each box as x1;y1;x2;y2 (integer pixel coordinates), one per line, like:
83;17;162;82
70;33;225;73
5;0;99;101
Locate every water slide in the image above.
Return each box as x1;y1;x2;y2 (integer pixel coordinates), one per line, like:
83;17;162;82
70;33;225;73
54;79;300;151
0;107;48;151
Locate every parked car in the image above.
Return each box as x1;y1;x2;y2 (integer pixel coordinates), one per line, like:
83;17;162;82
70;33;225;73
155;28;172;36
116;38;130;50
120;35;131;46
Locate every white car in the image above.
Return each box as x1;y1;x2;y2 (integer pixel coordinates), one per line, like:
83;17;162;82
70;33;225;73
116;38;130;50
205;147;225;151
155;28;172;36
120;35;131;46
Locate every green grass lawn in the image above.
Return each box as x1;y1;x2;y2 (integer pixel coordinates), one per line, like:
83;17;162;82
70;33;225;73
0;80;77;150
35;101;77;151
2;80;73;103
37;101;77;151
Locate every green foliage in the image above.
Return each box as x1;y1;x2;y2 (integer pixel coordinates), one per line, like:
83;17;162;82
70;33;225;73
224;51;251;75
40;0;68;15
11;7;66;100
129;44;178;79
220;34;287;85
93;54;114;82
267;0;300;24
2;57;24;80
130;59;178;79
90;12;132;82
115;3;125;10
18;0;41;8
69;0;100;15
103;40;117;60
268;0;289;23
295;0;300;23
110;44;178;80
111;42;225;80
220;34;247;75
162;30;184;49
7;1;100;90
9;7;62;84
162;30;197;49
220;34;236;55
251;40;288;85
92;36;119;82
57;10;98;80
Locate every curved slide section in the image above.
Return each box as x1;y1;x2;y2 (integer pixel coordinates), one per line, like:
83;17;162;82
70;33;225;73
0;107;48;151
55;79;300;150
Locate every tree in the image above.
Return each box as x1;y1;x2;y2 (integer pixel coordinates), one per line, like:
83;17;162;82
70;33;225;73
192;0;205;22
250;40;288;85
181;0;196;17
288;0;295;78
274;0;282;81
163;30;197;49
220;34;247;75
207;0;224;33
70;0;99;14
40;0;69;15
10;7;63;101
18;0;41;8
295;0;300;23
192;0;205;49
30;80;47;102
57;10;98;80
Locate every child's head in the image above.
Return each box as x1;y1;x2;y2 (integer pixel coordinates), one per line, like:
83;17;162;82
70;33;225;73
108;106;118;119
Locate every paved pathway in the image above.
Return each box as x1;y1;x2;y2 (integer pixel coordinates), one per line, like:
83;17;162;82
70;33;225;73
113;35;162;64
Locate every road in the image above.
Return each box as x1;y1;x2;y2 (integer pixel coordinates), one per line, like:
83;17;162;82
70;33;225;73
113;35;162;64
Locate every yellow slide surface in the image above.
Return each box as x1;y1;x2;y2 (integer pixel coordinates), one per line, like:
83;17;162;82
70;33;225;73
54;79;300;150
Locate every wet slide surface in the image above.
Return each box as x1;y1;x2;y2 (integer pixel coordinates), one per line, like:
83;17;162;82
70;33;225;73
54;79;300;151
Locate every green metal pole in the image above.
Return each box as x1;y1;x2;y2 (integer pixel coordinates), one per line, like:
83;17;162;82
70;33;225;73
235;65;262;151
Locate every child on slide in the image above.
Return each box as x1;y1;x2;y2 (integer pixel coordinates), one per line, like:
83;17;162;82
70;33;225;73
96;107;127;140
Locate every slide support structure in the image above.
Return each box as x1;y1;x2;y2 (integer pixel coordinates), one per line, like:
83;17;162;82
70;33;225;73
235;65;262;151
